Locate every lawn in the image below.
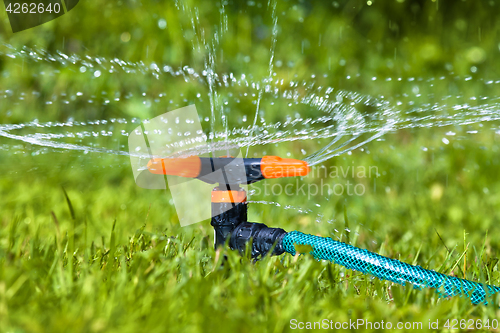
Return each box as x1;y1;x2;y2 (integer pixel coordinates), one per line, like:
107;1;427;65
1;1;500;332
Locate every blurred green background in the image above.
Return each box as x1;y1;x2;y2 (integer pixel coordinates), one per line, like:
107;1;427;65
1;0;500;332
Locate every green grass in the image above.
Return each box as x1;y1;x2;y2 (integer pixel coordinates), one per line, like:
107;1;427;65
2;0;500;332
1;126;500;332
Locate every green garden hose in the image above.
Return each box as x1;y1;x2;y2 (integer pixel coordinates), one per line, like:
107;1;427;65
282;231;500;305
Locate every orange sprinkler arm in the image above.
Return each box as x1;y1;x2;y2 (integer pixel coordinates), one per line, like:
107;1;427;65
147;155;309;184
147;156;201;178
260;156;309;179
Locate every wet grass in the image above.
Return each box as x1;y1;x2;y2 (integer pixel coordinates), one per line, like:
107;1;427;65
1;124;500;332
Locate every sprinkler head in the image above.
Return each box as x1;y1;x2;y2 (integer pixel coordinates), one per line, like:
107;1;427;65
147;155;309;185
145;155;306;258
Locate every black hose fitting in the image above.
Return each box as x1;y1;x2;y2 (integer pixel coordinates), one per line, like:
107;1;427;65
211;200;286;258
230;221;287;257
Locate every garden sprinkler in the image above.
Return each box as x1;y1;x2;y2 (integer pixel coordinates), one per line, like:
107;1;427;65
147;155;309;257
147;155;500;305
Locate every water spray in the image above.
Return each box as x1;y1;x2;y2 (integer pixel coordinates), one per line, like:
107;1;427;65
148;155;500;305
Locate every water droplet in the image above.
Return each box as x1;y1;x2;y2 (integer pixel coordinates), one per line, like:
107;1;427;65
158;18;167;29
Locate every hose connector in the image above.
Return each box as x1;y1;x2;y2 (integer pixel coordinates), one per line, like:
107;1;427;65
210;186;286;258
